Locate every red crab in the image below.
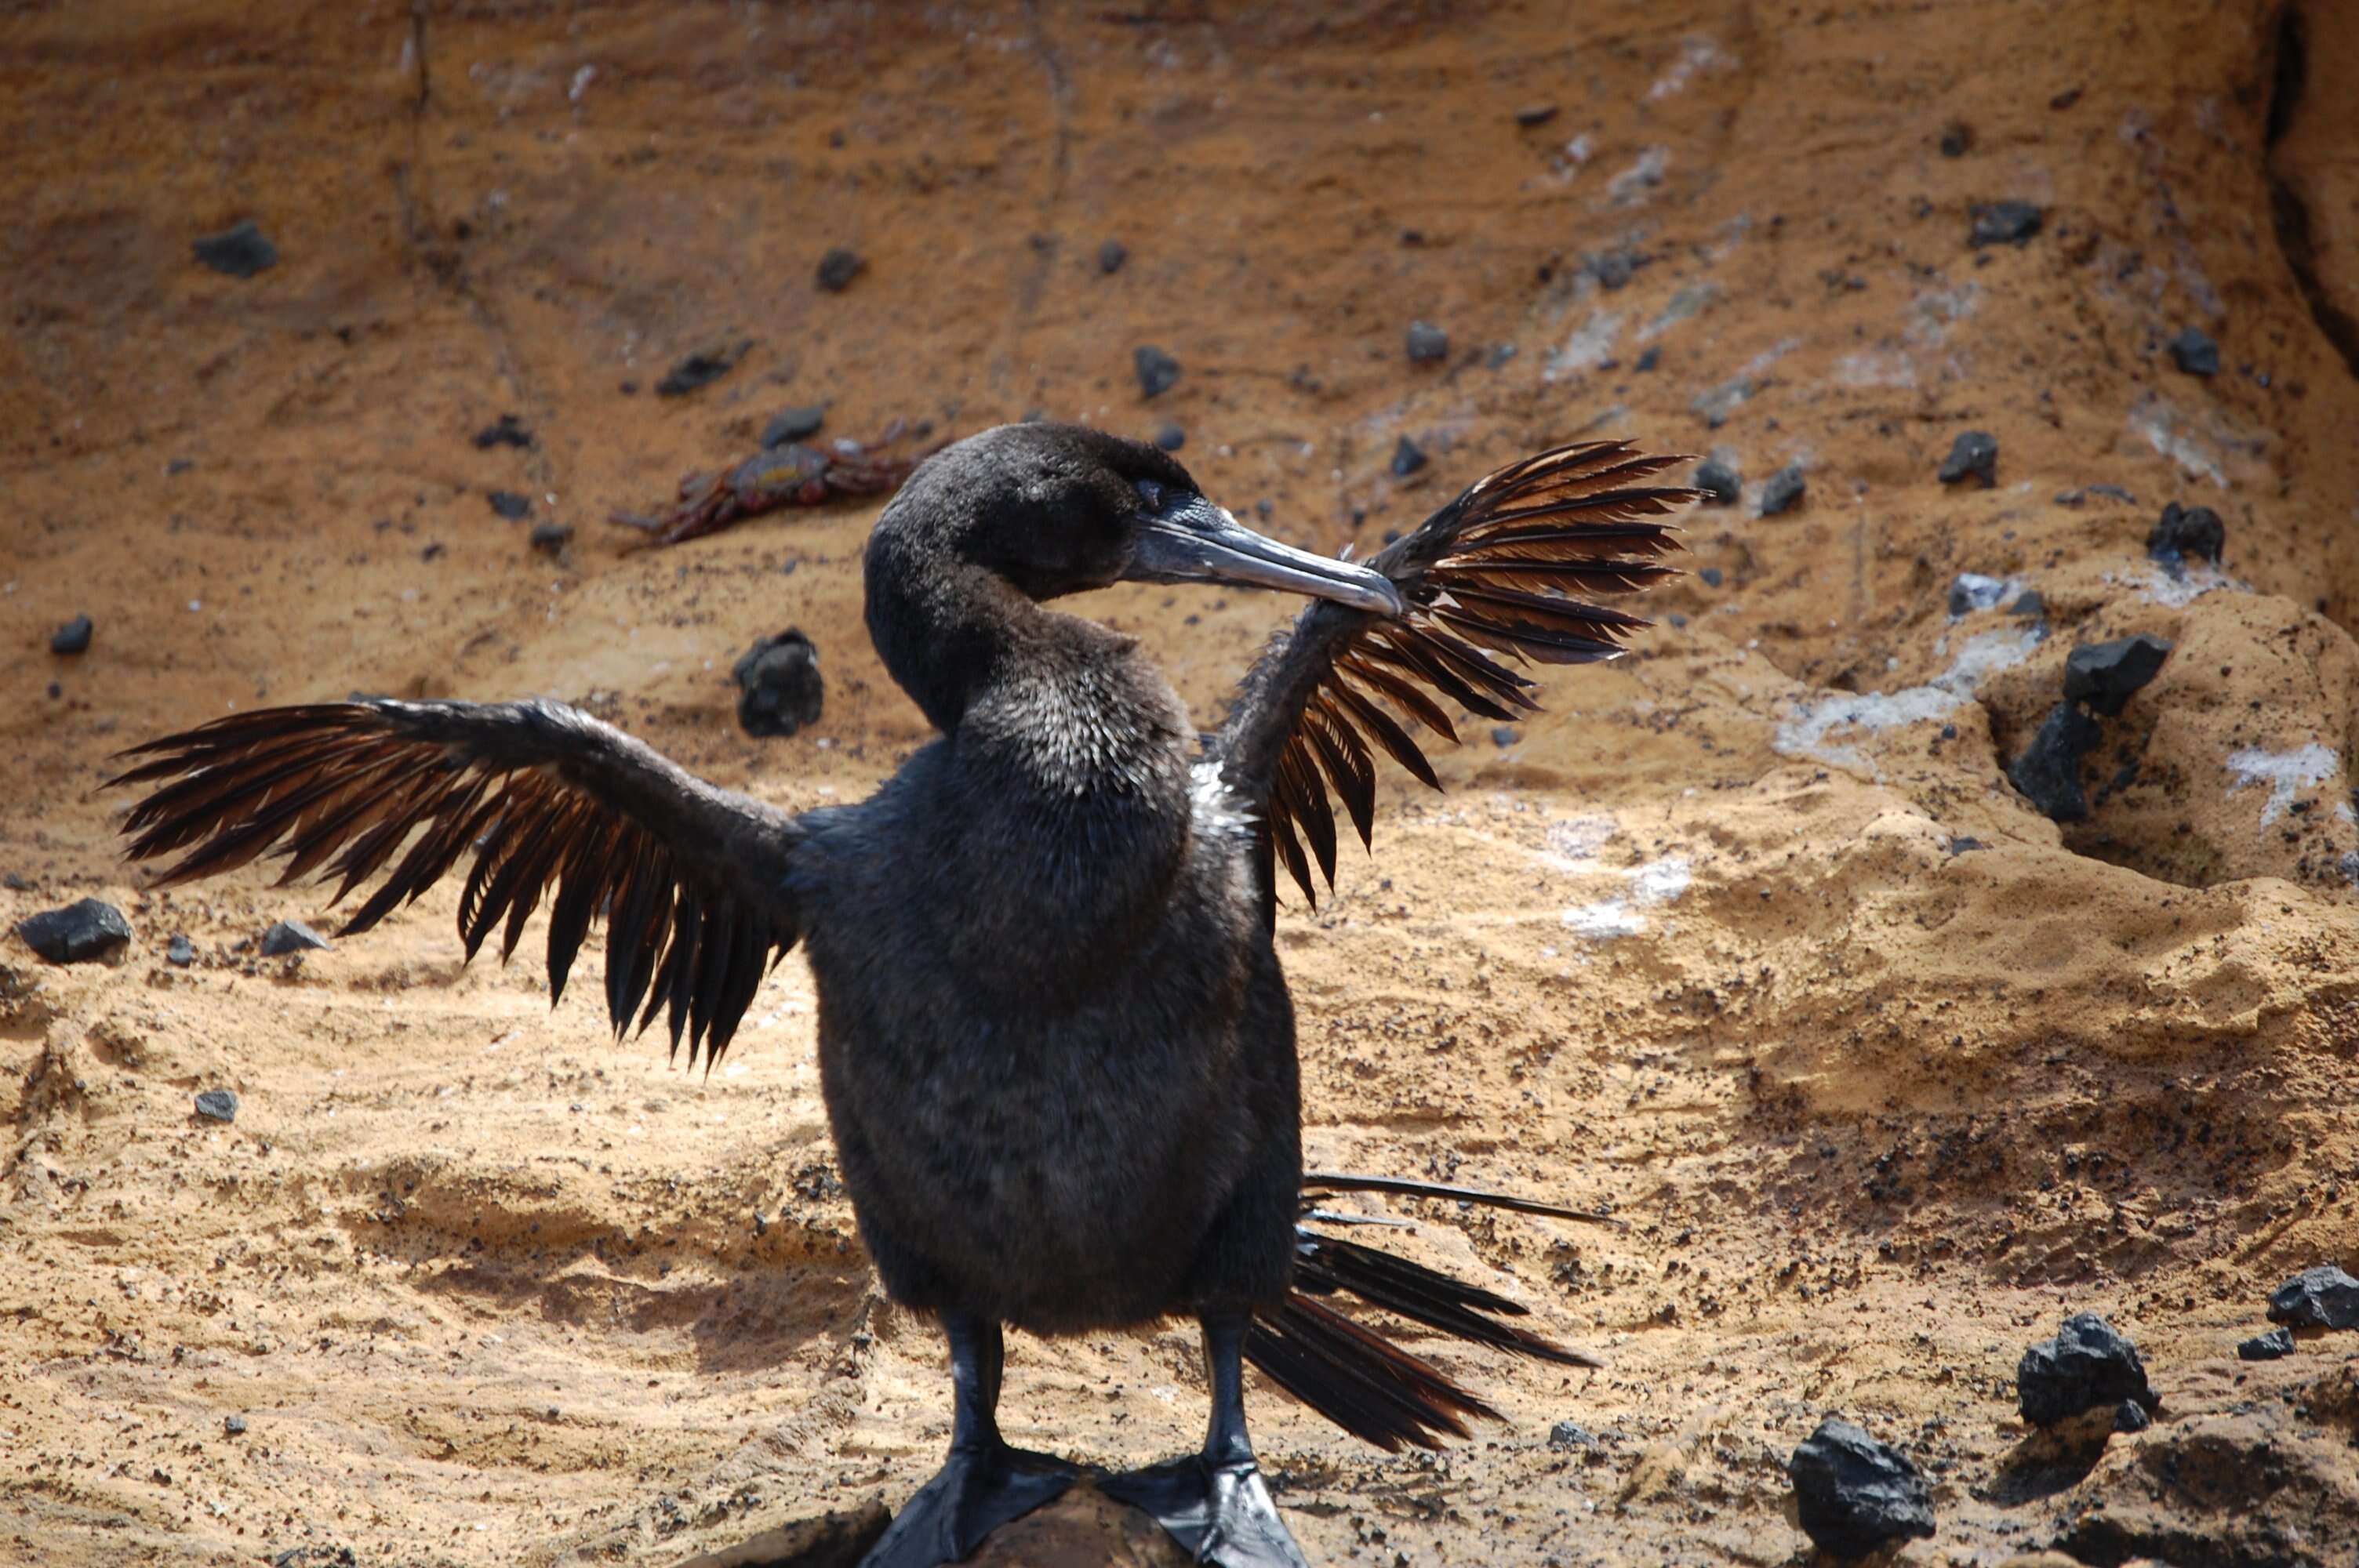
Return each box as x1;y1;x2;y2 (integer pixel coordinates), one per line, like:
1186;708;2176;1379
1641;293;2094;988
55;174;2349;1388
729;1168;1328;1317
612;420;935;547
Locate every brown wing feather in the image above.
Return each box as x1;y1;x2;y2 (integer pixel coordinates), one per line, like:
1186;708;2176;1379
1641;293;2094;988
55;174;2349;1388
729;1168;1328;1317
1216;439;1696;909
110;699;803;1069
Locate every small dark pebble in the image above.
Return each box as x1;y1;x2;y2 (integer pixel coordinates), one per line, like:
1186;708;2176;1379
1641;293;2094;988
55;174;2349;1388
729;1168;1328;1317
18;898;133;964
1153;423;1186;452
50;615;94;655
1133;345;1182;400
1485;343;1518;370
529;522;573;554
1634;346;1660;372
1938;430;1999;487
1255;499;1274;519
1390;435;1428;477
1948;573;2009;617
1405;320;1449;363
166;457;194;477
655;338;751;397
46;682;61;700
2147;501;2226;567
1692;459;1741;506
2088;483;2135;503
472;414;533;450
1939;122;1975;157
2168;325;2219;378
224;1415;248;1436
1491;726;1519;748
194;1088;240;1123
1698;566;1724;587
487;490;531;520
1098;239;1129;274
2114;1399;2150;1434
166;935;194;967
1515;103;1560;128
259;919;330;956
733;629;825;739
761;405;827;448
2009;702;2102;822
1758;463;1806;517
815;248;865;291
619;379;638;395
1968;199;2043;248
2064;634;2172;717
1586;248;1643;290
2008;590;2048;619
2238;1327;2295;1361
2266;1265;2359;1330
192;219;278;278
1947;837;1986;855
1547;1419;1597;1450
422;542;445;561
2017;1312;2159;1427
1788;1417;1936;1559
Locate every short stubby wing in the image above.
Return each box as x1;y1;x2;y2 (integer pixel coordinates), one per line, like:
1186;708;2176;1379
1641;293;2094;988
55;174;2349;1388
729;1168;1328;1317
110;699;805;1069
1212;439;1697;914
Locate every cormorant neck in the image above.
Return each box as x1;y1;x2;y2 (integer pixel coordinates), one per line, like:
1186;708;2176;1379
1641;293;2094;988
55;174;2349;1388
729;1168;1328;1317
866;556;1045;733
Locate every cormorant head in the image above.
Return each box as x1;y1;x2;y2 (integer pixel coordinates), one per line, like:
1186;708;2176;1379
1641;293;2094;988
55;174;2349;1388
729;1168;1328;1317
872;422;1405;615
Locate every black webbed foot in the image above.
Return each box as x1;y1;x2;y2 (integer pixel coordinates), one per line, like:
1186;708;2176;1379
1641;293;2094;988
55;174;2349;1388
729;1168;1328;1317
860;1440;1081;1567
1103;1454;1309;1568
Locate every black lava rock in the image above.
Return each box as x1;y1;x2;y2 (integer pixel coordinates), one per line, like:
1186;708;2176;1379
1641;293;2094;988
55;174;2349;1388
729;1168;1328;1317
472;414;533;449
166;934;194;967
1514;103;1560;128
1787;1418;1936;1559
1390;435;1428;477
259;920;329;956
1968;200;2043;248
2147;501;2225;567
1634;346;1661;372
761;405;827;448
1098;239;1129;274
1699;566;1724;587
815;248;865;291
2114;1399;2151;1434
1406;320;1449;363
529;522;573;554
2008;590;2048;619
2267;1265;2359;1330
487;490;531;520
1585;248;1644;289
2063;634;2172;717
1938;430;1999;487
1547;1419;1597;1451
2017;1313;2159;1427
1692;459;1741;506
1153;423;1186;452
50;614;94;655
224;1415;249;1436
1758;463;1806;517
194;1088;239;1123
1939;122;1975;157
2168;325;2219;377
656;338;751;397
1490;726;1519;748
18;898;133;964
2009;702;2103;822
192;220;278;278
1133;345;1182;400
2238;1327;2295;1361
733;630;825;739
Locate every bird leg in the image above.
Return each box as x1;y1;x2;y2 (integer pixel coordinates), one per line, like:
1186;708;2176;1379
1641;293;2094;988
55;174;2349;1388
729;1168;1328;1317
1102;1312;1311;1568
859;1313;1081;1568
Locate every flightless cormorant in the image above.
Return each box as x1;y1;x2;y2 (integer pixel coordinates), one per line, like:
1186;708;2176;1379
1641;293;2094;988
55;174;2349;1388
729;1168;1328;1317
112;423;1693;1566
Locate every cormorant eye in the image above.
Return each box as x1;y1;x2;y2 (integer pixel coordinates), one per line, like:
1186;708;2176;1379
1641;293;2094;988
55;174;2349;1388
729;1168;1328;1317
1134;478;1165;510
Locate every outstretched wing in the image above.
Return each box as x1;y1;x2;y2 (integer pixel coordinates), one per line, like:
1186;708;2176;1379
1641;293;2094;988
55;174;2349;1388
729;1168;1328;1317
110;699;804;1069
1212;440;1694;913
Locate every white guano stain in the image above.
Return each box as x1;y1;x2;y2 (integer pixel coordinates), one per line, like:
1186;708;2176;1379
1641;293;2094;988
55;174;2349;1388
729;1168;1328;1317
2225;743;2341;827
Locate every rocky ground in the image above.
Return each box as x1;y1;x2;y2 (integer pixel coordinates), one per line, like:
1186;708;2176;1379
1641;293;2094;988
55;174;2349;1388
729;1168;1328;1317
5;2;2359;1565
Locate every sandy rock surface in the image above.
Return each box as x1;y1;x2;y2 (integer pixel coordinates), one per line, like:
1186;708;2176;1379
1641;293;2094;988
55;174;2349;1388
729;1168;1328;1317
6;2;2359;1565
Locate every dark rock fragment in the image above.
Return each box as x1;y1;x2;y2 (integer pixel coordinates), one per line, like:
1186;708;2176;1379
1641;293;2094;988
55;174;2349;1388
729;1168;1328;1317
2063;634;2172;717
1133;345;1182;400
18;898;133;964
656;338;751;397
1692;459;1740;506
733;630;825;739
2146;501;2225;567
1758;463;1806;516
2266;1265;2359;1330
259;920;329;956
1938;429;1999;487
2114;1399;2151;1434
194;1088;239;1123
529;522;573;554
192;220;278;278
166;935;194;967
1405;320;1449;363
1585;247;1644;289
1153;423;1186;452
1788;1417;1936;1559
1698;566;1724;587
1634;346;1660;372
224;1415;248;1436
815;248;865;291
1968;200;2043;247
1097;239;1128;274
1515;103;1560;127
761;405;827;447
2168;325;2219;377
2018;1313;2159;1427
2088;483;2135;503
1939;122;1975;157
472;414;533;449
1390;436;1427;477
50;614;93;655
487;491;531;520
2010;702;2103;822
2237;1327;2295;1361
2008;590;2048;619
1547;1419;1597;1450
1491;726;1518;748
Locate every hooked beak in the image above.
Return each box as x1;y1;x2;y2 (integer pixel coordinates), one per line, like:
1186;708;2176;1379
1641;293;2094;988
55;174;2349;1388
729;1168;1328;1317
1129;495;1405;617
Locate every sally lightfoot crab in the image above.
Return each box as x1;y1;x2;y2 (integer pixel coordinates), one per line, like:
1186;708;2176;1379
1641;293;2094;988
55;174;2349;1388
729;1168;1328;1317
612;419;937;547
